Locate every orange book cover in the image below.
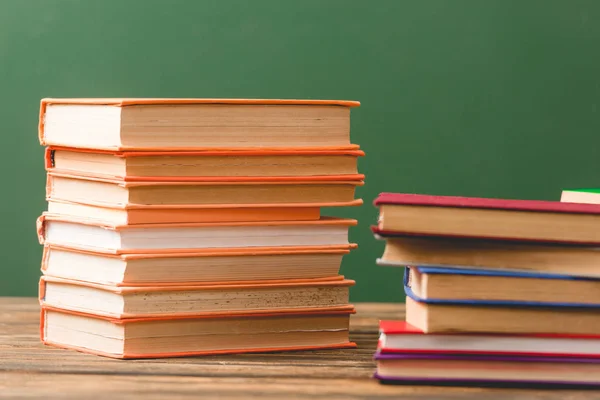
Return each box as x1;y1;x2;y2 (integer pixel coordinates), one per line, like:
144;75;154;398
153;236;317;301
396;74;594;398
46;170;365;186
46;198;353;224
40;243;358;286
38;98;361;151
40;305;357;359
36;213;358;254
45;146;366;181
39;274;356;318
45;171;364;222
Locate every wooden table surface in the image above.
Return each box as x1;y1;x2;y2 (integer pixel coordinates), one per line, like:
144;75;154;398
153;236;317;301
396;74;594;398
0;298;597;399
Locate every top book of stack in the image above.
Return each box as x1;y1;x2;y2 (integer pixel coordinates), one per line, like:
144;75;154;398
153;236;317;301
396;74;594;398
38;98;361;151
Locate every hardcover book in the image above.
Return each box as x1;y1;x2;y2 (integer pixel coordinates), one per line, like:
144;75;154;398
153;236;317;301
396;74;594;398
379;320;600;358
46;147;365;180
375;235;600;277
39;275;355;318
38;98;360;150
561;189;600;205
374;192;600;244
41;244;357;286
404;266;600;306
37;214;356;254
41;306;356;359
374;352;600;387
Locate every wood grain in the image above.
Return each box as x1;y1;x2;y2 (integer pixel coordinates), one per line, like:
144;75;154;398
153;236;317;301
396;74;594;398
0;298;591;399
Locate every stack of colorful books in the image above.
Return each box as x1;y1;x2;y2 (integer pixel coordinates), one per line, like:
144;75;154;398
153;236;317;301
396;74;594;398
372;192;600;387
36;98;364;359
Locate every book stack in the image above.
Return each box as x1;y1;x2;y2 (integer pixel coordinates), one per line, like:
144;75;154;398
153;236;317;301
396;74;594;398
36;98;364;359
372;192;600;387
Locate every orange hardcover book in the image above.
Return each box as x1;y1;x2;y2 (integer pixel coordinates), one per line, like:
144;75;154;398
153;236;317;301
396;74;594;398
45;146;365;180
39;275;355;318
36;214;357;254
40;305;357;359
45;171;364;210
45;198;348;224
38;98;360;151
41;243;358;286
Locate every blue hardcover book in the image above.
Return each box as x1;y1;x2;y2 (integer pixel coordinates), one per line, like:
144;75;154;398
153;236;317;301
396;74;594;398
404;266;600;309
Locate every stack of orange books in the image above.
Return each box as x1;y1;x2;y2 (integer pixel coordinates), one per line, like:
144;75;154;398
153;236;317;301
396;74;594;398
35;98;364;358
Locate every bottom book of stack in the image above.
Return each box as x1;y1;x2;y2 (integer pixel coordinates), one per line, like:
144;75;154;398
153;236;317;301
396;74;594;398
39;276;356;358
374;321;600;387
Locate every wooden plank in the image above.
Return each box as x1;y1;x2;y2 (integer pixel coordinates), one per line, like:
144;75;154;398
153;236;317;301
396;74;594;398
1;372;588;400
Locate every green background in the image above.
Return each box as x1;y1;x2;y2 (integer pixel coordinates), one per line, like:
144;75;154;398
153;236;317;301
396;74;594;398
2;0;599;301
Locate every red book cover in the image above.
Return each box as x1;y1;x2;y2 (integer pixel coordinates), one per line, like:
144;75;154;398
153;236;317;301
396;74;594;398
379;320;600;358
374;193;600;215
380;320;600;339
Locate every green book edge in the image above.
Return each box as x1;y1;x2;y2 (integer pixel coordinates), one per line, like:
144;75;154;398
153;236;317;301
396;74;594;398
563;188;600;194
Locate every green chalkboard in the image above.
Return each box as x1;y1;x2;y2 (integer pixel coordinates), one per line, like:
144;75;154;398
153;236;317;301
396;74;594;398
2;0;600;301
